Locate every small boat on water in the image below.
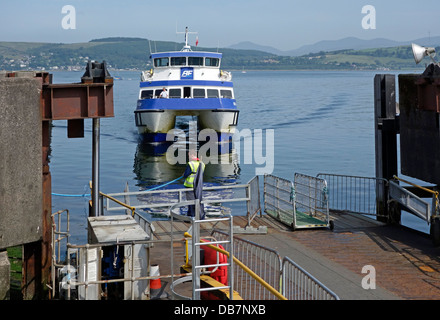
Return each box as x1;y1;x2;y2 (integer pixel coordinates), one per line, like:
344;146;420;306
134;27;239;143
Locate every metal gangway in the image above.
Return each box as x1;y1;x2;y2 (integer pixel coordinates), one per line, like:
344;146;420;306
264;173;333;230
388;175;440;244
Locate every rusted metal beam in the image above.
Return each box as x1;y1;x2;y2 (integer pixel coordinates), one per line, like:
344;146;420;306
42;82;114;120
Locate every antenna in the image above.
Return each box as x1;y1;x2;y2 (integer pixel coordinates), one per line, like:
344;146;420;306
176;26;198;51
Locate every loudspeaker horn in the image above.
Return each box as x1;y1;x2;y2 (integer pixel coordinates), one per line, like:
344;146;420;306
412;43;436;64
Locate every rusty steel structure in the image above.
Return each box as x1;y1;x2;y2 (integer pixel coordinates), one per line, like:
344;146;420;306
4;61;114;299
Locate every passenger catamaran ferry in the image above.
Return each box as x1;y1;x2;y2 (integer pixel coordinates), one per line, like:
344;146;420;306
134;27;239;142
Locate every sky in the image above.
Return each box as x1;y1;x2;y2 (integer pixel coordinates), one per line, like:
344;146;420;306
0;0;439;51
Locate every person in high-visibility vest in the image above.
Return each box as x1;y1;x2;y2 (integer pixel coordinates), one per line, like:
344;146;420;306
183;153;205;217
183;157;204;188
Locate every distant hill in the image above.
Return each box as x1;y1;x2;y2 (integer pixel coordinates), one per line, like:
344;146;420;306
229;36;440;56
228;41;285;56
0;36;435;71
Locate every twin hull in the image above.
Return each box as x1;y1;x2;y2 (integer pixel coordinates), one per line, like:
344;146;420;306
135;98;239;141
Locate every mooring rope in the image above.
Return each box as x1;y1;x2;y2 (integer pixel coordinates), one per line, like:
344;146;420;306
51;192;90;198
144;175;184;191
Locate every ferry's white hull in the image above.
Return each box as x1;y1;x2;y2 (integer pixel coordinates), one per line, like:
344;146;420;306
136;109;238;135
136;110;176;134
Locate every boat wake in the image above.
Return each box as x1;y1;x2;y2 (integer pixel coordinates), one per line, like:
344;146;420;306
270;93;349;129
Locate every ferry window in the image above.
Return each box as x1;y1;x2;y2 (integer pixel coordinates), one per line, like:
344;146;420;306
154;89;162;98
205;58;219;67
171;57;186;66
220;90;233;99
169;88;181;98
188;57;203;66
154;58;169;67
207;89;219;98
193;88;205;98
141;90;153;99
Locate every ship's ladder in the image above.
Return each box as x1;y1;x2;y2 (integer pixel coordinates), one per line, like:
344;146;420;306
169;199;237;300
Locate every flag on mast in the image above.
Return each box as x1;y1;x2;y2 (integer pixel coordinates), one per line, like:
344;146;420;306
196;36;199;46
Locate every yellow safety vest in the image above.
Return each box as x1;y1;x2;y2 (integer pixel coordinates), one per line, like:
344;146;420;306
184;160;205;188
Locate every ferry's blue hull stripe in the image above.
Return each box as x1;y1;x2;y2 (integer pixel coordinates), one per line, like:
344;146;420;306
136;98;237;110
140;80;233;88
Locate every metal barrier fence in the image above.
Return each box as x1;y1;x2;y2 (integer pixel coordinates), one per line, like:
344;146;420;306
281;257;339;300
317;173;388;217
211;229;339;300
212;229;282;300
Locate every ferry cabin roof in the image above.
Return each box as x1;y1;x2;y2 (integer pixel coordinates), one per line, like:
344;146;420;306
150;51;222;60
150;51;222;68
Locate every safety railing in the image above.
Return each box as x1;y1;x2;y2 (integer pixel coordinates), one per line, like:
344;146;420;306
317;173;388;217
212;229;283;300
98;191;156;239
281;257;339;300
102;181;260;221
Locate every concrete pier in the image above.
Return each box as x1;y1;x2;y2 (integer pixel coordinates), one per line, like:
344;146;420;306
0;251;10;300
0;75;43;249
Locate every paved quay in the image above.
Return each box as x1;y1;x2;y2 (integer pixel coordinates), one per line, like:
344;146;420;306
151;212;440;300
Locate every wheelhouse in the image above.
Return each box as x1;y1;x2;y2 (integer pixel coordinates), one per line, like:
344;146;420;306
151;51;222;69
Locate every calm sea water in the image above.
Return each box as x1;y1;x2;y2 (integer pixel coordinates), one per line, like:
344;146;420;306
49;69;429;244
